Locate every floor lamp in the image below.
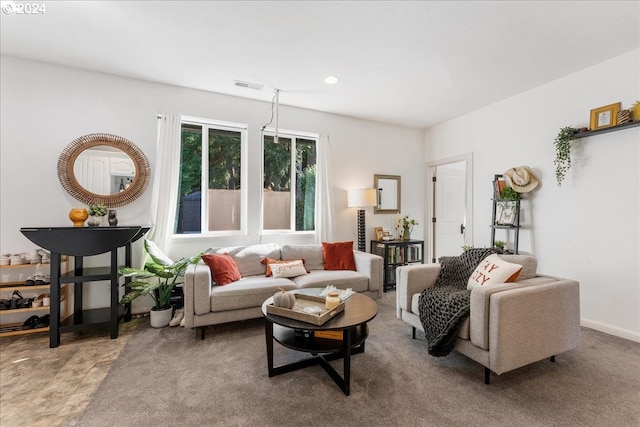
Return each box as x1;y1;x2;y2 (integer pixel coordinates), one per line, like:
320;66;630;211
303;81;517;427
347;189;377;252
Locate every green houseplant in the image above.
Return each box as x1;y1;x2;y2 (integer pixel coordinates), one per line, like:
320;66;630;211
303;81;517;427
554;127;577;187
398;214;418;240
498;187;521;202
87;203;108;226
119;240;204;327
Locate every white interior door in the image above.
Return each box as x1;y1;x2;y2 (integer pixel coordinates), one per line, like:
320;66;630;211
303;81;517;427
433;161;467;260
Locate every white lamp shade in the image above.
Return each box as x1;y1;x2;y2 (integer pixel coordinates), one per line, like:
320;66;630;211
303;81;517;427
348;188;377;208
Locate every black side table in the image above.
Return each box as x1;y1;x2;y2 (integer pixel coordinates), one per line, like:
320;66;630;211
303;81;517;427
21;226;150;348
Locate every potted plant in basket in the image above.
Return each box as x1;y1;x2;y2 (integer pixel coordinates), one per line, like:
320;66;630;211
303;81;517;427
119;240;204;328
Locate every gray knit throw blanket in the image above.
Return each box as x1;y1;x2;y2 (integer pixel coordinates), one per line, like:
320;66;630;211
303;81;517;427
418;248;497;357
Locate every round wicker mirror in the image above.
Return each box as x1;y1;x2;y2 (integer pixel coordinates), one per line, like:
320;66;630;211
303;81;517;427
57;133;151;208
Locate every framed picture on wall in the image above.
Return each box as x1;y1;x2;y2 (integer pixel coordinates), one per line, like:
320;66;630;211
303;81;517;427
374;227;384;241
589;102;620;131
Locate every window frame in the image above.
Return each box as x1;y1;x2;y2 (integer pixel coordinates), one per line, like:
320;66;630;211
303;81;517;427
261;127;319;235
175;116;248;238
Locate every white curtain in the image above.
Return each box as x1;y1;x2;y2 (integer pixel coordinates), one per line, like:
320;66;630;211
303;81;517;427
149;113;181;254
315;134;334;243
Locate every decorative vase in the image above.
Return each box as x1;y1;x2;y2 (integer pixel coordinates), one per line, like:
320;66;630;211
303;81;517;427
631;101;640;121
402;225;411;240
69;208;88;227
108;210;118;226
150;306;173;328
87;215;103;227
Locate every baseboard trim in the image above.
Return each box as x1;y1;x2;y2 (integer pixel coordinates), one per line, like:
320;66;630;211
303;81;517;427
581;318;640;343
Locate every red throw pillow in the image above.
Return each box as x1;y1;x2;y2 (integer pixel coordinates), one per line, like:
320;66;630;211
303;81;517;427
201;253;241;286
261;257;309;277
322;241;356;271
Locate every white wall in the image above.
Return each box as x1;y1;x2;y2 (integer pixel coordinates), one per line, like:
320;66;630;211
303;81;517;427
0;56;423;307
424;49;640;341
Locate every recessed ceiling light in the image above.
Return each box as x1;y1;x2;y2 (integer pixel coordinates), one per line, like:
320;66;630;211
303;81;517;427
324;76;339;85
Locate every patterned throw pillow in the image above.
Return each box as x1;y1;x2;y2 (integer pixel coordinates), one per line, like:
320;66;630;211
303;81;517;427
271;260;309;278
467;254;522;290
261;257;309;277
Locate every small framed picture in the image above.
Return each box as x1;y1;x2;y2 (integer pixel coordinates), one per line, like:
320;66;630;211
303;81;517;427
496;202;517;226
374;227;384;241
590;102;621;131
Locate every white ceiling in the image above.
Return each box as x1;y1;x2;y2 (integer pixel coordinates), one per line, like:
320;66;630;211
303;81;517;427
1;1;639;129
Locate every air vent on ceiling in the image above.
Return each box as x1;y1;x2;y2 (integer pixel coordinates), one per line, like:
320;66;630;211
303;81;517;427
234;80;263;90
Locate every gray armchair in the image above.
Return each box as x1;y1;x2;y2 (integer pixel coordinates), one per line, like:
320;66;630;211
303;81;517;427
396;255;581;383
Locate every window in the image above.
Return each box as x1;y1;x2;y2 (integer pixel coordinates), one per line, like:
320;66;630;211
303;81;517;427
175;118;246;234
263;132;317;232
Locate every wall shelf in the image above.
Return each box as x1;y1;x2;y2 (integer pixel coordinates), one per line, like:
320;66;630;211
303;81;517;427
572;120;640;139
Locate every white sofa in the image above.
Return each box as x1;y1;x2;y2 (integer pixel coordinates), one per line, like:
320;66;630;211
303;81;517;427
184;243;383;338
396;255;581;383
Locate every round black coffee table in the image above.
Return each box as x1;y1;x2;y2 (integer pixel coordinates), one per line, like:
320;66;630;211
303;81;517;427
261;289;378;396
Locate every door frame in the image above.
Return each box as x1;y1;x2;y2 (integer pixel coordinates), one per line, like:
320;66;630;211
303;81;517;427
424;153;473;263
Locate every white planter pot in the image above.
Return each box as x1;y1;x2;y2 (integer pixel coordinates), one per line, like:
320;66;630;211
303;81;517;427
149;306;172;328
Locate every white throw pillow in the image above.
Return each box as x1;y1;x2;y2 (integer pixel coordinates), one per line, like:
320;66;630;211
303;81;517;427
271;260;309;278
467;254;522;290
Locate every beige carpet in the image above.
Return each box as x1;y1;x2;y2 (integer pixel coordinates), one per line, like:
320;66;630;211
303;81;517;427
78;292;640;427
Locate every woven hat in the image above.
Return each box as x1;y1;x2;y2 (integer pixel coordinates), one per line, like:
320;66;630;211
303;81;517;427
504;166;539;193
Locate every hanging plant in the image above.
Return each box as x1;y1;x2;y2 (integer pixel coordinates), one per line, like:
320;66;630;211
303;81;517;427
554;127;577;187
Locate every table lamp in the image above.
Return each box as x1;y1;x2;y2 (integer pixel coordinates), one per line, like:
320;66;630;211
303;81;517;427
347;188;377;252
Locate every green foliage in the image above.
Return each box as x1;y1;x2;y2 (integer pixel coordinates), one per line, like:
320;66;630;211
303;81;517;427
554;127;576;187
179;126;242;199
499;187;521;201
399;215;419;227
88;203;107;216
494;240;506;249
295;140;317;231
119;240;206;309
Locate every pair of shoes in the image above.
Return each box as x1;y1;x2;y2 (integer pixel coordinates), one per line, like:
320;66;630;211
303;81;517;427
11;290;33;309
169;308;184;327
22;314;49;330
10;253;29;265
31;293;48;308
24;275;49;286
29;249;42;264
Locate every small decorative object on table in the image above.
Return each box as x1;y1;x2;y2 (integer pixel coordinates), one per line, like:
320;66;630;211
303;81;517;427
108;209;118;226
272;287;296;309
87;203;108;227
397;214;418;240
325;291;341;309
68;208;88;227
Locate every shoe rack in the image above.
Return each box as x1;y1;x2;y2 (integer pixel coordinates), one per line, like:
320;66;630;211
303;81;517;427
0;259;70;337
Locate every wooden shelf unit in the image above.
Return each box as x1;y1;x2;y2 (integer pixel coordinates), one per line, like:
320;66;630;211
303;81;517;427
0;260;70;338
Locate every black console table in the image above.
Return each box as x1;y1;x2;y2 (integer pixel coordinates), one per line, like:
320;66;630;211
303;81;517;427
20;226;151;348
